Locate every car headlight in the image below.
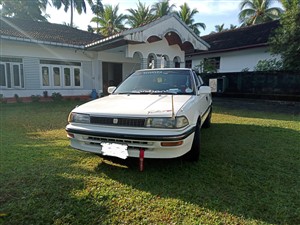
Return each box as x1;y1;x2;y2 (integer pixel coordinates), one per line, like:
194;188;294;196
68;112;90;124
146;116;189;128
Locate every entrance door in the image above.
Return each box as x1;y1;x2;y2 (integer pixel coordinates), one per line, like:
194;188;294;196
102;62;122;95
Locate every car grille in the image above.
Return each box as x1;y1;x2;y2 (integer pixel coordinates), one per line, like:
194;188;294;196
82;135;154;151
90;116;146;127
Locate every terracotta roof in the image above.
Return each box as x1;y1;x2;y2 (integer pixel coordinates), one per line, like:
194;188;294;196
187;20;280;56
0;17;103;47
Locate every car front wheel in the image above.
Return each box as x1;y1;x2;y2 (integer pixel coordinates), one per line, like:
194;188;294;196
184;122;201;161
202;107;212;128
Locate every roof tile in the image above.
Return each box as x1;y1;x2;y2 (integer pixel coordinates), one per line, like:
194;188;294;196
0;17;103;46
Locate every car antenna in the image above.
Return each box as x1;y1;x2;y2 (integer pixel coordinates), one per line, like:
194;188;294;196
171;94;175;119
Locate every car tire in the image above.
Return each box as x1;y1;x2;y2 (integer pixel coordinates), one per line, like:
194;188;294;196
202;107;212;128
184;121;201;162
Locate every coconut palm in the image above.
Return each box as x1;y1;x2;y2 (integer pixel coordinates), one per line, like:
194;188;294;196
176;3;206;35
151;0;176;18
215;24;225;33
0;0;48;21
126;1;155;28
229;24;238;30
91;4;126;36
52;0;95;27
239;0;283;26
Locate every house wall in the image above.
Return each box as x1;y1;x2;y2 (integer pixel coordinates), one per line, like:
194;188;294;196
127;38;185;68
0;39;96;98
190;47;280;73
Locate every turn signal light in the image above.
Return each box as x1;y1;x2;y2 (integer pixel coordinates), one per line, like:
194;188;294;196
161;141;183;147
67;132;74;138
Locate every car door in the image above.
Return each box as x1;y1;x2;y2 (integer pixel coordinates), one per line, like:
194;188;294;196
193;72;210;118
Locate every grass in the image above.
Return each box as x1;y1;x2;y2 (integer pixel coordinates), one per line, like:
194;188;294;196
0;100;299;225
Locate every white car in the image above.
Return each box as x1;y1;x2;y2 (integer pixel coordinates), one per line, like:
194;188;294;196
66;68;212;162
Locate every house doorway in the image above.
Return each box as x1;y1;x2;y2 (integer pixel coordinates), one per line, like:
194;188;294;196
102;62;122;95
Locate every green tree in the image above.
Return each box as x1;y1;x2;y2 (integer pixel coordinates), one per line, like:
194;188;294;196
89;0;103;32
176;3;205;35
239;0;283;26
269;6;300;70
151;0;176;18
253;58;283;71
279;0;300;10
51;0;94;27
126;1;155;28
0;0;48;21
229;24;237;30
215;24;225;33
91;4;126;36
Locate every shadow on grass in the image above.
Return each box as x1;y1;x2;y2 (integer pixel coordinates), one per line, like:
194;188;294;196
213;97;300;121
96;123;300;225
0;144;110;225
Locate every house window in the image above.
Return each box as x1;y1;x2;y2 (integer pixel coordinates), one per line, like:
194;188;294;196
74;68;81;86
204;57;221;71
185;60;192;68
42;66;50;86
0;58;24;89
0;64;6;87
40;61;82;88
64;68;71;86
53;67;61;86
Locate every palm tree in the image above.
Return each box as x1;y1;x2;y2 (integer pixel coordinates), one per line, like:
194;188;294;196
0;0;48;21
90;0;104;32
215;24;226;33
229;24;238;30
239;0;283;26
126;1;155;28
151;0;176;18
279;0;299;10
52;0;95;27
91;4;126;36
176;3;205;35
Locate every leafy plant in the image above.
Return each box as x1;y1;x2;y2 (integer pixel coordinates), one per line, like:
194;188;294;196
253;58;283;71
31;95;41;102
269;6;300;70
0;94;7;103
14;94;22;103
43;91;48;98
51;92;63;101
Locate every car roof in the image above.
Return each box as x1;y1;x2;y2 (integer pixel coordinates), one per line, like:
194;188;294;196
137;68;192;72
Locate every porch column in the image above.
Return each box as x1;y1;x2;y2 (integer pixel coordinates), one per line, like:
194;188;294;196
141;58;148;69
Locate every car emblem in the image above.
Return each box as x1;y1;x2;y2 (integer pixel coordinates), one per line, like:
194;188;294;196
113;118;118;124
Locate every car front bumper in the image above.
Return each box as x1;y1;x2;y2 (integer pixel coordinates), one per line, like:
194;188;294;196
66;124;196;159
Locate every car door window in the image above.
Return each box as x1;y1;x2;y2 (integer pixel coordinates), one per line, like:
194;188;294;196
193;72;201;90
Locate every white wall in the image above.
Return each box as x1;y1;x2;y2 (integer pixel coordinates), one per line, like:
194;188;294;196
1;39;97;98
190;47;280;72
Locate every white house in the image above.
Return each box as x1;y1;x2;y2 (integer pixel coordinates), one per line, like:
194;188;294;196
186;20;280;73
0;14;209;100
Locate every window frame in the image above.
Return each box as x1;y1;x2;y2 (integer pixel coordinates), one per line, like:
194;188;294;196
0;60;24;89
40;64;82;89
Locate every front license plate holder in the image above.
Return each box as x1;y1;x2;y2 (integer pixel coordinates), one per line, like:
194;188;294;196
100;143;128;159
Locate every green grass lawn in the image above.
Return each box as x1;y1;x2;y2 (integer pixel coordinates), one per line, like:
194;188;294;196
0;100;299;225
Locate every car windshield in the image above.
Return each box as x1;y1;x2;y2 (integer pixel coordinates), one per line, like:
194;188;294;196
114;70;195;95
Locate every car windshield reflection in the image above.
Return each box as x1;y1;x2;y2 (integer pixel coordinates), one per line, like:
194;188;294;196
114;69;195;95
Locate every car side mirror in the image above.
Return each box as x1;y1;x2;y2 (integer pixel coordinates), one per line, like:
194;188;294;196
108;86;116;94
198;86;211;95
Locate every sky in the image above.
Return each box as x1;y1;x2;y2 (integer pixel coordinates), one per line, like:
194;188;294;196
46;0;283;36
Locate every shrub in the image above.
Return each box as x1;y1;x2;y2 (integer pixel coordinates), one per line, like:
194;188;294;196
51;92;63;101
0;94;7;104
14;94;22;103
31;95;41;102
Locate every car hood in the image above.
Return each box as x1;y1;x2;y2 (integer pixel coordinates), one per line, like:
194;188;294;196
73;94;192;117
